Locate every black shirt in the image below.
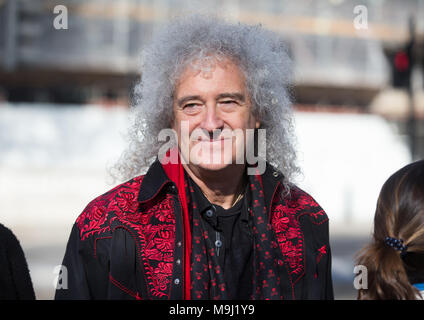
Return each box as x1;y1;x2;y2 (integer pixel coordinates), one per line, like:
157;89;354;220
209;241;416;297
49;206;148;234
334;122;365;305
188;176;254;299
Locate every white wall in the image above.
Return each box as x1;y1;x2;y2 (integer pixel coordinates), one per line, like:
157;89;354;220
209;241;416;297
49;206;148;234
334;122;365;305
294;112;411;236
0;104;130;246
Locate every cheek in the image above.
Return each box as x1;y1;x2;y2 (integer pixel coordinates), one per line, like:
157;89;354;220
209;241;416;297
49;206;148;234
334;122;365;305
234;115;256;131
172;117;199;144
230;107;256;128
246;111;258;129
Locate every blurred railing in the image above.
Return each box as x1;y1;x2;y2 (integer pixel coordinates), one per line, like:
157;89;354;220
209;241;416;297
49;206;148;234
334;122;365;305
1;0;422;89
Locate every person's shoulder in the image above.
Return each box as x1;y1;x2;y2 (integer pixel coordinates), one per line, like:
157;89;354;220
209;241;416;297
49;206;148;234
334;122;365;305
284;184;329;225
0;223;21;250
83;175;144;213
0;223;14;240
75;175;145;240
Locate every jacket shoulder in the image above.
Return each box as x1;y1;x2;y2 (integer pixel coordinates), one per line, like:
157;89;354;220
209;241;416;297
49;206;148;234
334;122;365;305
285;184;329;225
75;175;145;240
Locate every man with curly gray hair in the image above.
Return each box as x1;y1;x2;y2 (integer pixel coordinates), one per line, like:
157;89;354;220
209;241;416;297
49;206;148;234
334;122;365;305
56;15;333;300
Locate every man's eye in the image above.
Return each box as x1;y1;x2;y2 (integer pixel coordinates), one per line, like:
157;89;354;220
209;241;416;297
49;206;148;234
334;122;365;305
220;100;238;110
221;100;236;104
182;103;202;113
183;103;200;110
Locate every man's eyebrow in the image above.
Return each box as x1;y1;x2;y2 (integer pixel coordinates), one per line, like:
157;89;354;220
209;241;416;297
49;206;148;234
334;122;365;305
216;92;245;102
176;92;246;107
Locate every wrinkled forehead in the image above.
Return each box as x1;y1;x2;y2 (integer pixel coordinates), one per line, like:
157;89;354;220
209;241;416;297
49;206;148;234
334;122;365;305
173;54;247;92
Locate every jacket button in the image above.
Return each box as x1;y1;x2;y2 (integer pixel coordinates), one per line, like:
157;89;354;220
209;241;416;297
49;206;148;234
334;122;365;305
205;209;214;218
176;259;181;265
273;171;279;178
174;278;180;285
176;241;182;247
215;240;222;248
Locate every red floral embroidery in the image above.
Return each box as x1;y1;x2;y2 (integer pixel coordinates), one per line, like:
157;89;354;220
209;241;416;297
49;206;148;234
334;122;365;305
271;185;328;284
75;176;175;299
77;199;113;240
138;197;176;297
116;191;138;212
316;245;327;264
272;206;290;231
140;211;154;225
152;262;173;291
77;203;107;236
286;227;299;240
155;197;175;223
154;229;174;252
76;177;144;240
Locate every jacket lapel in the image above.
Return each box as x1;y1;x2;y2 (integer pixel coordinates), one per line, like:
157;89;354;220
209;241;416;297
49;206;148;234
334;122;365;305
133;159;177;299
135;155;189;300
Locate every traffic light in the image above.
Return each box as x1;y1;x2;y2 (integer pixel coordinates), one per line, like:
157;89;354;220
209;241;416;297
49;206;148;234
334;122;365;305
390;42;413;89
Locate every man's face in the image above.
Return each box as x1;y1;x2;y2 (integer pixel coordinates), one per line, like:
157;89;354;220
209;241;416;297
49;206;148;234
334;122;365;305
172;57;260;172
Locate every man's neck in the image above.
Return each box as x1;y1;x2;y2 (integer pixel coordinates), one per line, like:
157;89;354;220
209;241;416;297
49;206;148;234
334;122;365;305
183;163;246;210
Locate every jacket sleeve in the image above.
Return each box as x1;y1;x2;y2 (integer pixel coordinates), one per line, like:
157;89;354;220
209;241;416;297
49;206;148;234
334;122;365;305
323;242;335;300
54;224;91;299
319;218;334;300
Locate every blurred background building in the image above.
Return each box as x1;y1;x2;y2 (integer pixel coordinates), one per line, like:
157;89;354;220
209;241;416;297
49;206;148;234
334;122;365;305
0;0;423;299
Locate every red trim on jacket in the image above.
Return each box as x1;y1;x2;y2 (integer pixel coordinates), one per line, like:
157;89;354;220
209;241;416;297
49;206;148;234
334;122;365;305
161;148;192;300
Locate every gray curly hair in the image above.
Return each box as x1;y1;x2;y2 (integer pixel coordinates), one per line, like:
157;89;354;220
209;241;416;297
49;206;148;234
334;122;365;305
111;14;300;190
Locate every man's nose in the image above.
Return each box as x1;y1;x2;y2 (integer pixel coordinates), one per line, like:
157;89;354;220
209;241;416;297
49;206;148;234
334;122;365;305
200;103;224;134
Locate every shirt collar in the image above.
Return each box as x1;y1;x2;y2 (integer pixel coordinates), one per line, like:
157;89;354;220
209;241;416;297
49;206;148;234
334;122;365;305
188;174;247;230
187;172;212;214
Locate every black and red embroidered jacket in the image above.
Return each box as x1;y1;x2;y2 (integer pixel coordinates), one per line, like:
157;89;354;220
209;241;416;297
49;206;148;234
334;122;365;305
55;159;333;300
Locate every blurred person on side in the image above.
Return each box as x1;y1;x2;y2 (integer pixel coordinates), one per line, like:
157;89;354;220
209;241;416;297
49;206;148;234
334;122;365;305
0;87;7;103
356;160;424;300
0;223;36;300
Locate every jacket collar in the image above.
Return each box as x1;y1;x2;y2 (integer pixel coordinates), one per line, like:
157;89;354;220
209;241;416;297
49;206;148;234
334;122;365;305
262;162;285;212
137;159;172;203
137;158;284;210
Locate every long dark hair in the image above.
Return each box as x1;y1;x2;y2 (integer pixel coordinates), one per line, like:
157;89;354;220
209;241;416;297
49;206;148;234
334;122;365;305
356;159;424;299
